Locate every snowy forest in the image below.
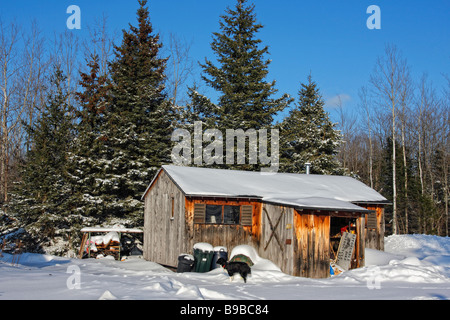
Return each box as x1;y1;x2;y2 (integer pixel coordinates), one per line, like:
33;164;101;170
0;0;448;256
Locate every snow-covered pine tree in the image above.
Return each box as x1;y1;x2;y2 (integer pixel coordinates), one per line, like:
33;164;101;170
103;0;174;226
187;0;291;169
279;75;344;175
9;68;76;254
66;54;110;227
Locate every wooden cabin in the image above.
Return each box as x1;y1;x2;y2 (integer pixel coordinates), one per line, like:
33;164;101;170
142;165;388;278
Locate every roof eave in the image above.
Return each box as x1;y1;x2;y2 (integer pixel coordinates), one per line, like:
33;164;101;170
262;199;370;214
141;167;164;200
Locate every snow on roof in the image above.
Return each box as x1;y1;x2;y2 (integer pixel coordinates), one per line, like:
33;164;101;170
145;165;388;212
80;227;143;233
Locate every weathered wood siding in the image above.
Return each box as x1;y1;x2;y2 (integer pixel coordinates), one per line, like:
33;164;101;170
355;213;366;268
143;170;187;267
293;210;330;278
359;204;385;251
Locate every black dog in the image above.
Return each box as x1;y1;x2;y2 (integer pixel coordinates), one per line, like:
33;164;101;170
216;258;251;283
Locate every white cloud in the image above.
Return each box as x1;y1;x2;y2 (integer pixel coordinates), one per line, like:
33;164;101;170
325;93;351;108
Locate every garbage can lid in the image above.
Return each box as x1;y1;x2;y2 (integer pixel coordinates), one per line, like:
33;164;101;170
179;253;194;261
193;242;214;252
213;246;227;252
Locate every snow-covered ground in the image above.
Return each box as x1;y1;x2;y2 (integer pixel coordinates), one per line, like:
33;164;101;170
0;234;449;300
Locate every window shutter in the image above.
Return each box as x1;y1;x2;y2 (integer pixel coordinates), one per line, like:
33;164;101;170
194;203;206;223
367;212;377;229
241;205;253;226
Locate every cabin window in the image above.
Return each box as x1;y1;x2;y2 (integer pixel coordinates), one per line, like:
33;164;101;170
170;195;175;220
205;205;222;223
195;203;252;225
223;205;240;224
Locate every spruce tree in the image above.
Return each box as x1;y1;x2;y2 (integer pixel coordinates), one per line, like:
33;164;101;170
379;136;431;234
66;54;110;226
9;68;75;253
279;75;343;175
187;0;291;169
103;0;174;226
191;0;289;128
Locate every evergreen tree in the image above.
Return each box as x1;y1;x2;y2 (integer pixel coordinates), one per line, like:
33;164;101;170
66;54;110;226
191;0;289;128
210;0;291;129
102;0;174;226
9;68;75;253
279;75;343;174
379;136;437;235
186;0;291;169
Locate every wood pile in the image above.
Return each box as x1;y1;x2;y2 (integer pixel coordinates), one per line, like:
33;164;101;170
80;231;121;260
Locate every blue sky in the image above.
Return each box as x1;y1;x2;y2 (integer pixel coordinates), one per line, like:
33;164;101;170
1;0;449;122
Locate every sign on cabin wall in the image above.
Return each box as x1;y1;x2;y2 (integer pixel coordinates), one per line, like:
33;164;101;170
335;232;356;271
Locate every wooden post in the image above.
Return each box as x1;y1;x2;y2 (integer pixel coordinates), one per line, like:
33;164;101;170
357;215;365;268
78;232;88;259
88;232;91;258
118;232;121;261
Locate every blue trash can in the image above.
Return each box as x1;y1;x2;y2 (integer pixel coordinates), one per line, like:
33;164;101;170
212;246;228;269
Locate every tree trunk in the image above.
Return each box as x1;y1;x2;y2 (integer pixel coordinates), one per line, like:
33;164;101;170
392;102;397;235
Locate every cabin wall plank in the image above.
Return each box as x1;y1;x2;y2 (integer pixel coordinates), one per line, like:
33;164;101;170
143;170;186;267
293;211;330;278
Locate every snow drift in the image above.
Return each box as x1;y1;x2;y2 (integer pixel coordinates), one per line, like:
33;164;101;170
0;234;449;300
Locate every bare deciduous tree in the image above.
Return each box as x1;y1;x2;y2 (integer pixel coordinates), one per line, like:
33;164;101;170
398;66;413;233
370;44;411;234
50;30;80;108
443;75;450;236
82;13;115;77
164;32;194;107
0;20;47;205
358;86;374;188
